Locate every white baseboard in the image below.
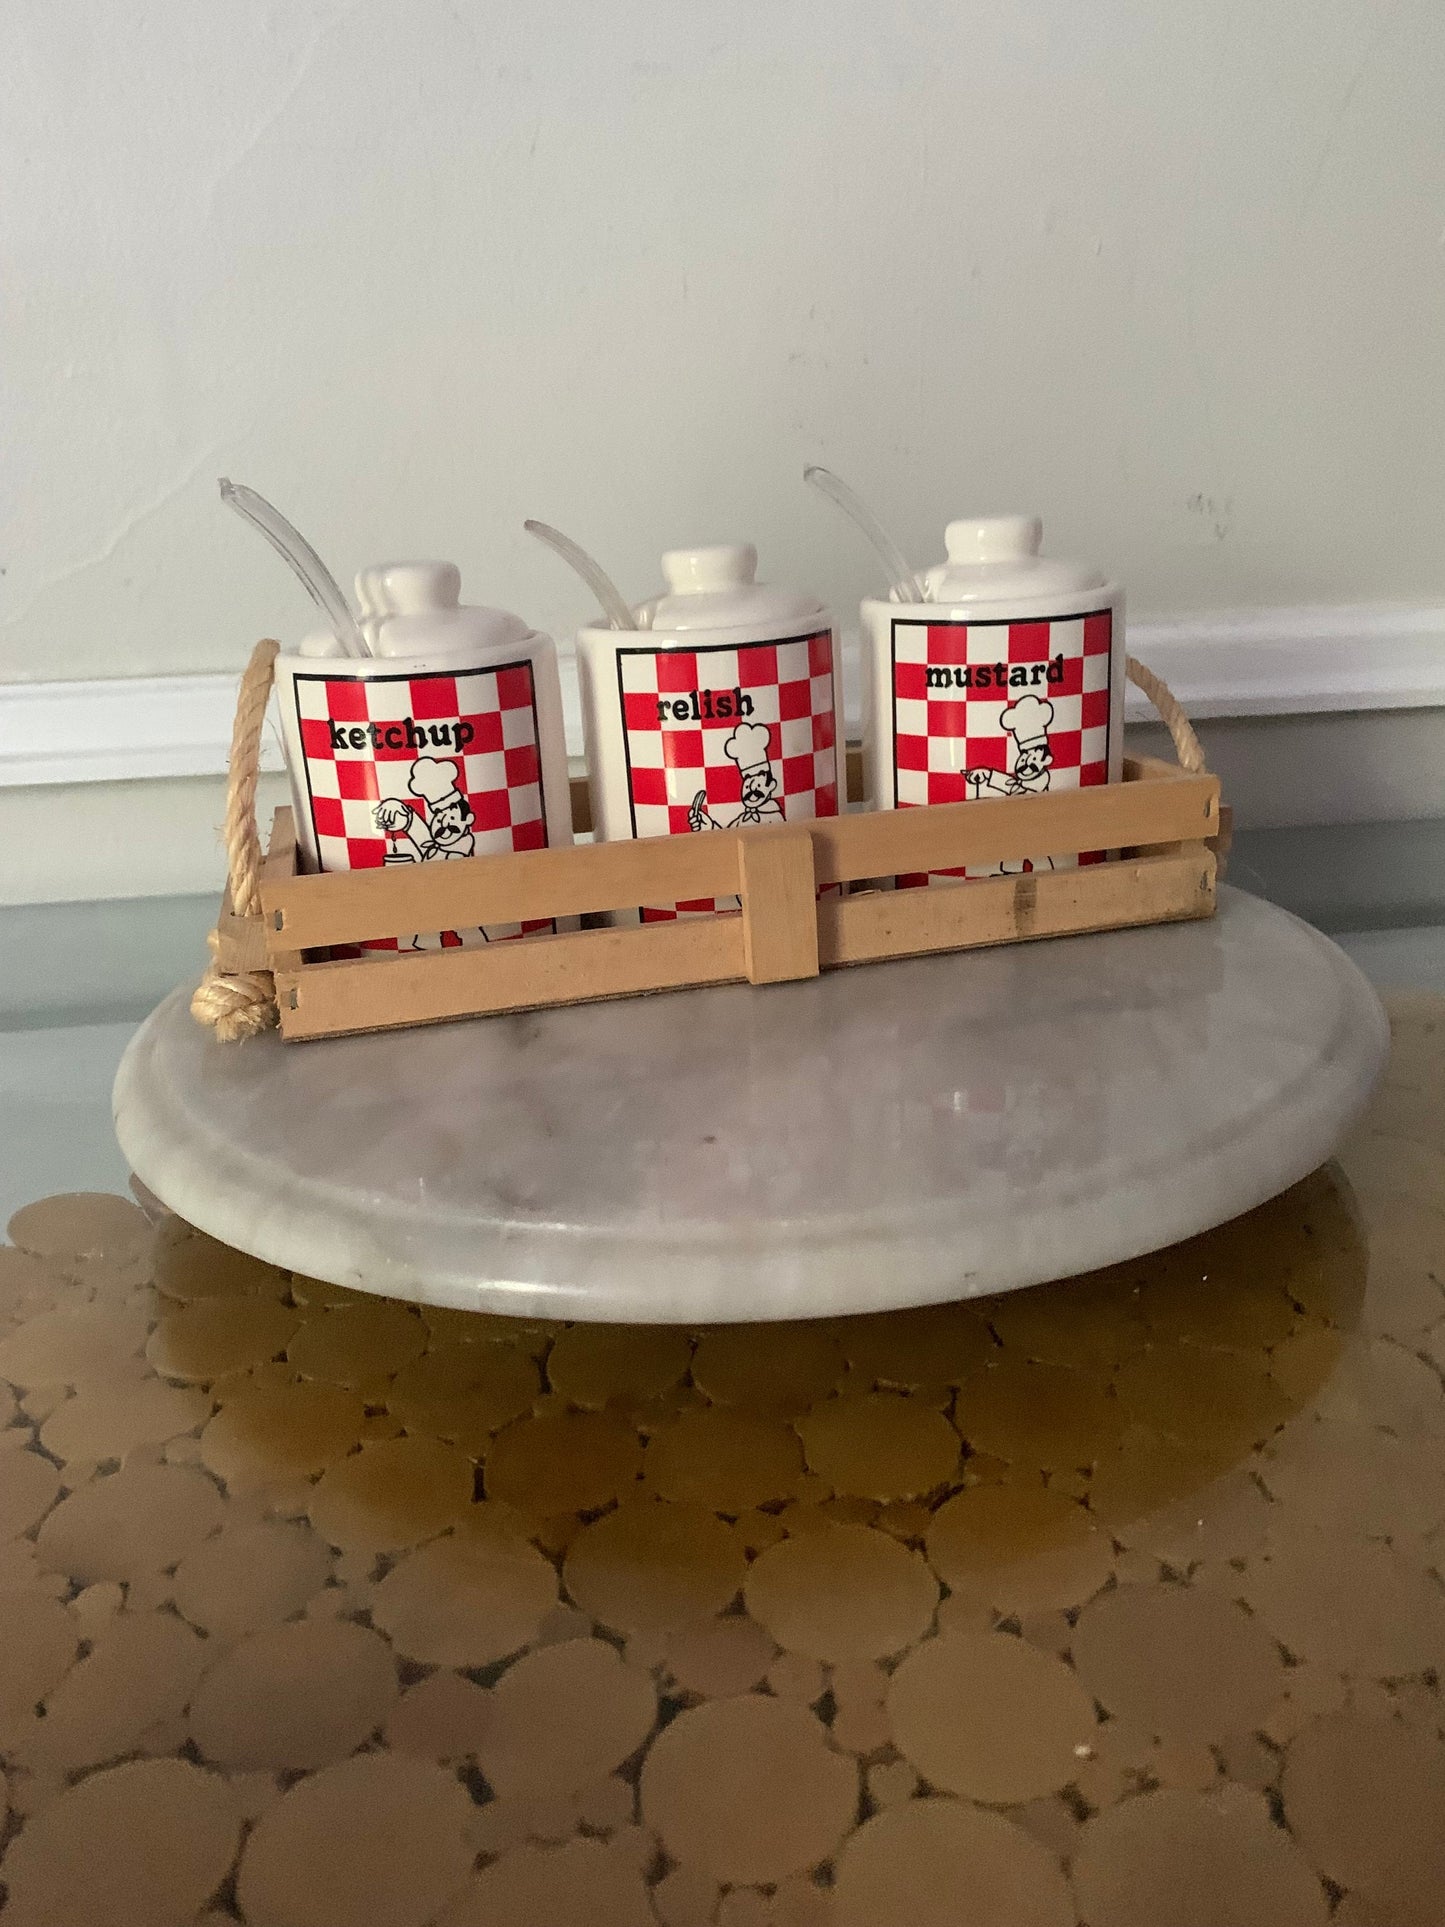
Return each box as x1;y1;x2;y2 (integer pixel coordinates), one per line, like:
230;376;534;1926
3;602;1444;789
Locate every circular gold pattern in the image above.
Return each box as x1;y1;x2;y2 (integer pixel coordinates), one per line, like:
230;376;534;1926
691;1322;844;1412
35;1462;224;1583
1070;1785;1330;1927
23;1609;209;1775
0;1301;150;1390
797;1392;960;1500
39;1377;209;1464
1281;1711;1445;1909
925;1480;1113;1614
745;1523;938;1662
200;1376;365;1489
308;1436;474;1554
564;1500;747;1636
0;1755;239;1927
546;1323;693;1408
837;1303;997;1391
645;1407;804;1511
188;1617;398;1770
438;1837;655;1927
954;1358;1123;1470
371;1525;558;1666
0;1063;1440;1927
486;1410;643;1515
153;1221;288;1300
388;1344;539;1448
0;1446;60;1542
887;1631;1097;1803
833;1796;1074;1927
286;1300;428;1389
642;1695;857;1884
147;1296;300;1383
172;1518;332;1638
236;1752;479;1927
664;1615;777;1697
385;1671;493;1762
7;1191;151;1268
0;1587;80;1736
476;1639;656;1799
1070;1584;1285;1744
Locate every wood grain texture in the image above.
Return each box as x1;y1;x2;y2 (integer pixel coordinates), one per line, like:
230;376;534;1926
805;772;1219;889
275;915;747;1040
262;809;304;973
816;849;1216;968
736;831;820;985
262;825;746;951
261;771;1222;1040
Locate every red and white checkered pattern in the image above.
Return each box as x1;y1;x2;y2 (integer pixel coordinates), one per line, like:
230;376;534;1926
891;610;1113;885
617;630;839;920
288;661;553;949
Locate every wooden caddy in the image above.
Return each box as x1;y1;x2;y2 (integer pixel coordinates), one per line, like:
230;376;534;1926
213;745;1223;1042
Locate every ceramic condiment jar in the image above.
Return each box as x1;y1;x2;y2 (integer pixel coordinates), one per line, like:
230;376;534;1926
860;515;1123;880
273;561;572;947
576;544;845;922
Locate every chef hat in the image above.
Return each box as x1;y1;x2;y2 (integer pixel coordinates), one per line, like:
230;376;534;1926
407;756;466;807
724;721;773;774
1000;695;1054;751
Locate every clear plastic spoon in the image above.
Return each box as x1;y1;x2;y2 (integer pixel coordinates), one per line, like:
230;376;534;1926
220;478;369;656
804;466;925;604
524;520;636;631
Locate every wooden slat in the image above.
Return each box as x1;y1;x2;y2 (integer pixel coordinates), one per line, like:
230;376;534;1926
817;848;1215;968
275;915;748;1040
806;771;1218;888
1121;753;1191;784
211;883;268;974
262;824;748;952
262;809;304;972
737;831;820;985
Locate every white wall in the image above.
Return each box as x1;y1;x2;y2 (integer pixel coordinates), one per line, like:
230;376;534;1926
5;0;1445;692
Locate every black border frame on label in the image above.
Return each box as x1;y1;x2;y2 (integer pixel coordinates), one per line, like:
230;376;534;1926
613;629;835;842
289;659;550;863
888;608;1115;800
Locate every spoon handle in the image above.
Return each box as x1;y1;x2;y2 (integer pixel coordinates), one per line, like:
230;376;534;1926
524;520;636;631
220;479;369;657
804;466;924;604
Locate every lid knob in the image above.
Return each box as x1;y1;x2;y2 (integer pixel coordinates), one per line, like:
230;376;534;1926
660;543;758;595
367;561;462;613
943;515;1043;566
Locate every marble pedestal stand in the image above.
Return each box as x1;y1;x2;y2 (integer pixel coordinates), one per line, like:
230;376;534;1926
113;890;1388;1324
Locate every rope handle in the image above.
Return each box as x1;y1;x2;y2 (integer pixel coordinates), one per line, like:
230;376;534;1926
189;642;1208;1041
190;639;281;1041
1125;654;1205;773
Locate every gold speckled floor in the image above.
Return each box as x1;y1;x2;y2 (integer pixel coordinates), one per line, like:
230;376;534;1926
0;992;1442;1926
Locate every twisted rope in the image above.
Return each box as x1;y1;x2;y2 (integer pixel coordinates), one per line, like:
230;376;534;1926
1126;654;1205;772
190;639;281;1041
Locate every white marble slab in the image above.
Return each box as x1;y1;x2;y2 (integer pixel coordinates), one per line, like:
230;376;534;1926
112;890;1389;1323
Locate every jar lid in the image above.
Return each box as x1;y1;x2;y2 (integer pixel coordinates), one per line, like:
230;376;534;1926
358;560;531;658
645;544;822;632
920;516;1104;606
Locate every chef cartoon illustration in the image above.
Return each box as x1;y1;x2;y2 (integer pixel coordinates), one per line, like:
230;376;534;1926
373;756;476;862
373;756;483;948
965;695;1055;801
688;720;785;832
964;694;1056;874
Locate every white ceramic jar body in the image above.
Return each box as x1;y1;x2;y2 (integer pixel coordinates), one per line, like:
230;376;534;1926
861;516;1124;881
576;545;845;923
274;561;572;948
